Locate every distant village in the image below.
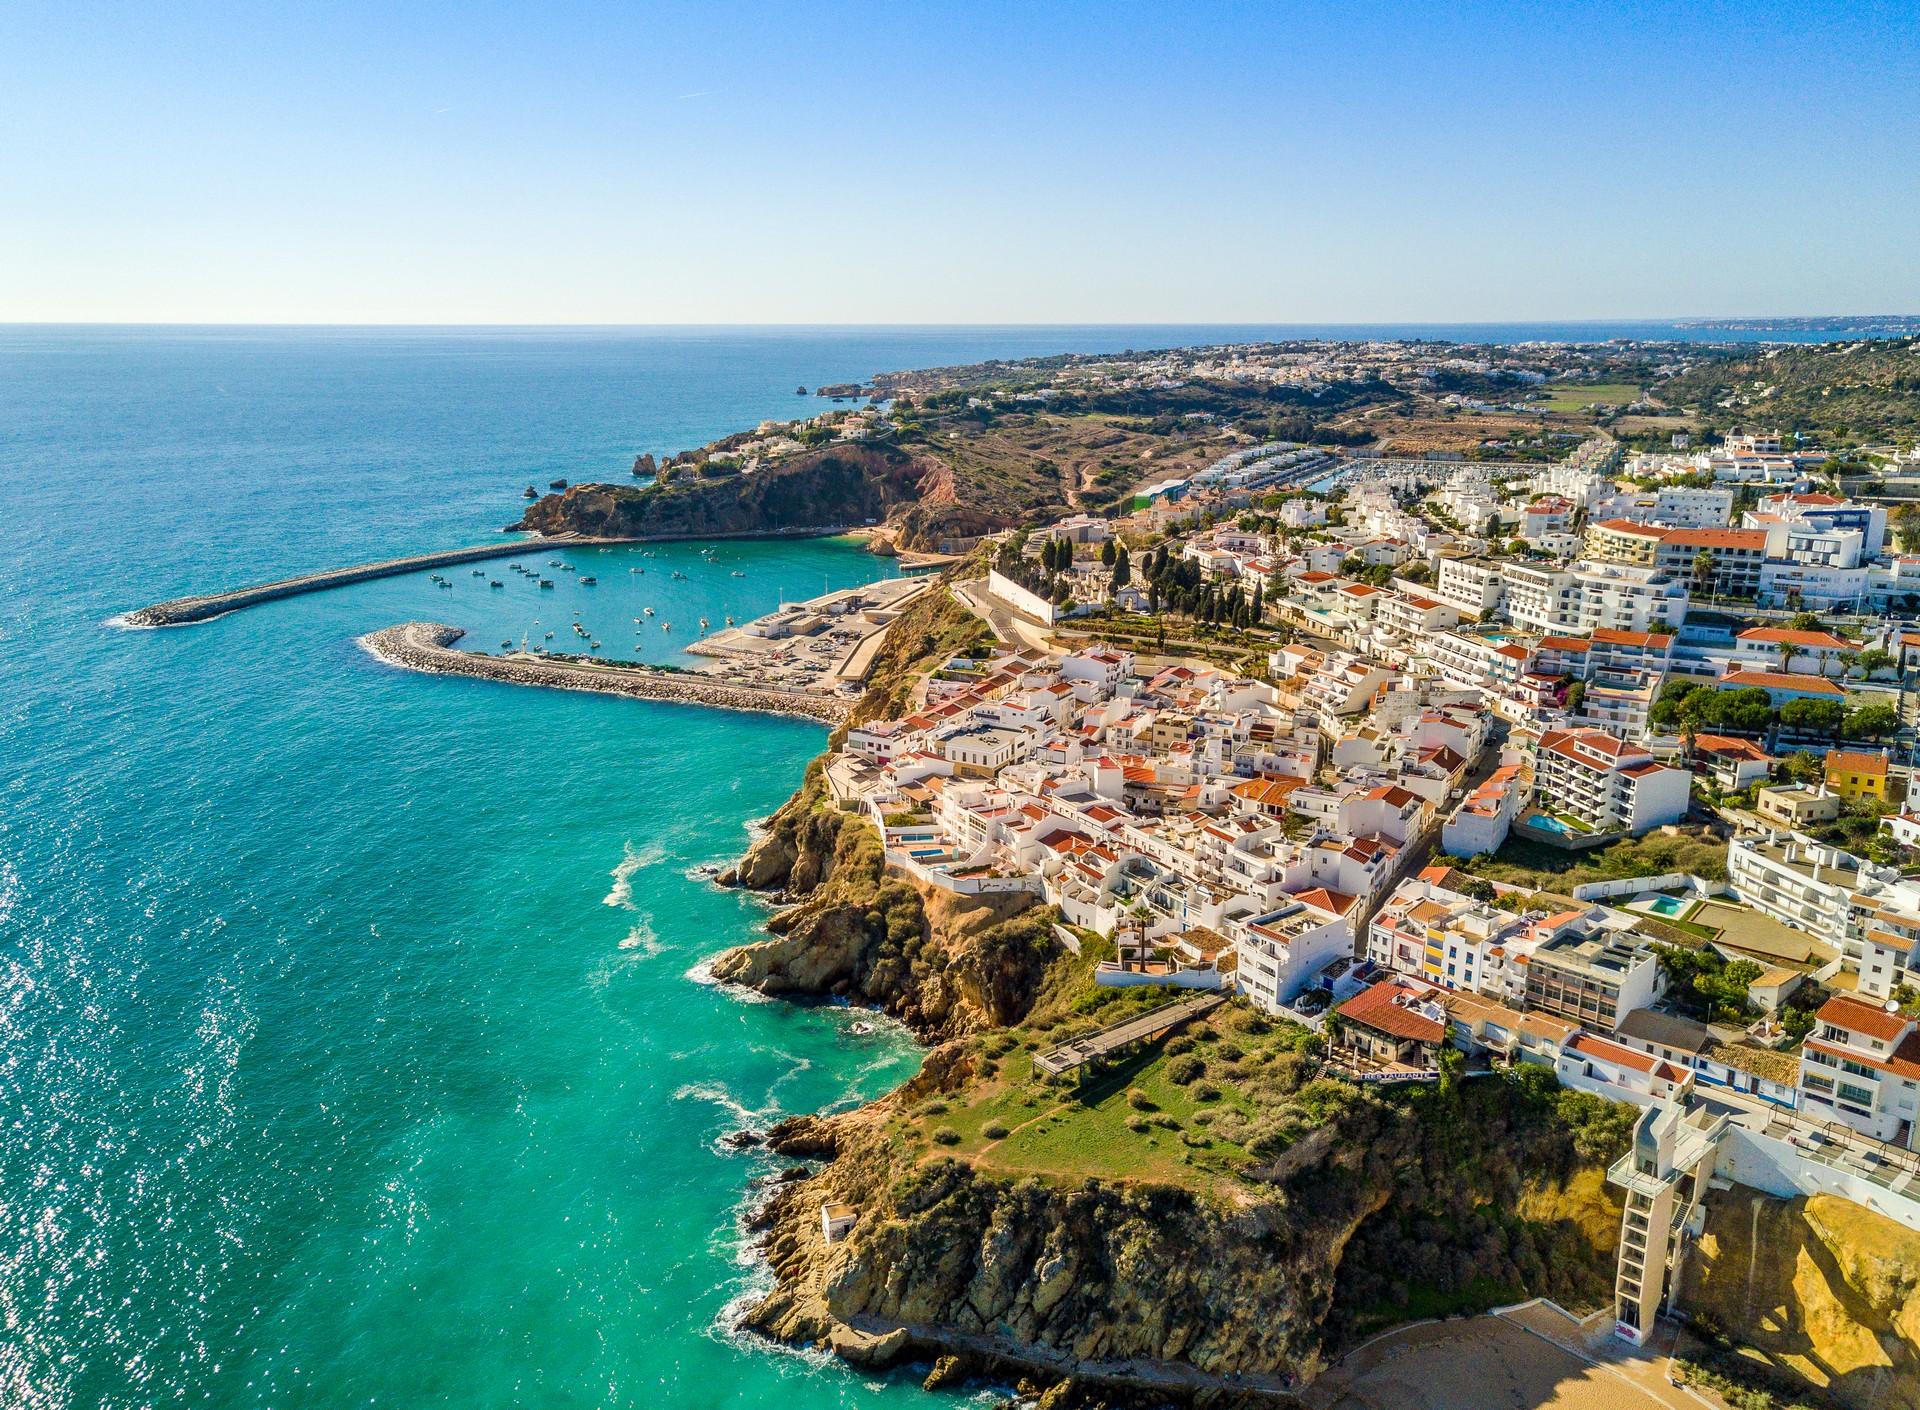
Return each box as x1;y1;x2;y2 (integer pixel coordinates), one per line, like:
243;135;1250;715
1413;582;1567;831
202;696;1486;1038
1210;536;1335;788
817;421;1920;1348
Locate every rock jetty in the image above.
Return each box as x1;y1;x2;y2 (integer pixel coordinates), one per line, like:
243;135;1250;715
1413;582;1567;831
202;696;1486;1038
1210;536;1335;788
360;622;849;724
123;538;568;627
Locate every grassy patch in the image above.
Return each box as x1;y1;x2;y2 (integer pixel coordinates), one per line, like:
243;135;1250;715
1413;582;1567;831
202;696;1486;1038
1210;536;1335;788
894;999;1322;1195
1463;830;1728;892
1538;382;1641;413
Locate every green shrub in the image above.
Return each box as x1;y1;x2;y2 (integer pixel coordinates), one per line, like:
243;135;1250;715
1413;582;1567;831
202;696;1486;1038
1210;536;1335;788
1126;1088;1155;1111
1192;1081;1221;1102
1165;1035;1195;1056
982;1121;1009;1140
1126;1115;1150;1134
931;1126;960;1146
918;1099;948;1116
1166;1054;1205;1085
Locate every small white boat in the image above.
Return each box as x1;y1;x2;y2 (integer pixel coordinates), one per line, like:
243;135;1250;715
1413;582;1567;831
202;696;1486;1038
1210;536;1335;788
643;607;655;617
662;622;672;632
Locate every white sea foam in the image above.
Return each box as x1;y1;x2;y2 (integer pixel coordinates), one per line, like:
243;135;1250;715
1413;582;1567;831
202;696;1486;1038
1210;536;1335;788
617;919;660;956
601;839;666;910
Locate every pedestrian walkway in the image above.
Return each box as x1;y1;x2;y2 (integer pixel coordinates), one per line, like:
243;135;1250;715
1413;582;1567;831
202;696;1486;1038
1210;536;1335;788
1031;993;1224;1079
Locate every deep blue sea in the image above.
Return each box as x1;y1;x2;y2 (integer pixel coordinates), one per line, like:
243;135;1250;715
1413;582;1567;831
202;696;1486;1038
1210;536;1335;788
0;321;1877;1409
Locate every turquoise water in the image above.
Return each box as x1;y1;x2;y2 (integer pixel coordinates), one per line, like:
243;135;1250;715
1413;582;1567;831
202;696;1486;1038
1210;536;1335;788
0;321;1882;1408
1643;895;1690;917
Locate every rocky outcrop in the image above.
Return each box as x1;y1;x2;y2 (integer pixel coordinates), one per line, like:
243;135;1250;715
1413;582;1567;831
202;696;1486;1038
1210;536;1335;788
711;767;1055;1041
739;1066;1628;1397
515;443;1022;552
516;445;936;541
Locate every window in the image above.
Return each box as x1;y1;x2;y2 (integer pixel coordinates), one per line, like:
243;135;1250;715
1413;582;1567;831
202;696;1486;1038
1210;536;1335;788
1837;1081;1875;1107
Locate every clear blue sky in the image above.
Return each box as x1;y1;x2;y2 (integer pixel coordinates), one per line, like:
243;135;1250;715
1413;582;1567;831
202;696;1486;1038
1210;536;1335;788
3;0;1916;323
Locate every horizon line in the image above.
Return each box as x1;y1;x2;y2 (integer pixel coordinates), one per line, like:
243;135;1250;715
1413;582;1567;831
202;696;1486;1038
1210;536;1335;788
3;315;1915;332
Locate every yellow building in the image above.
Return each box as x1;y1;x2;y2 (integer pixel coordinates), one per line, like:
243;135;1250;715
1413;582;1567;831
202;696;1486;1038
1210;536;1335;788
1823;749;1889;802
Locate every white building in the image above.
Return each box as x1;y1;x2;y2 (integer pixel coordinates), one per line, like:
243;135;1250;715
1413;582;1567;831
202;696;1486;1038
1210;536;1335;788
1533;728;1690;837
1798;994;1920;1150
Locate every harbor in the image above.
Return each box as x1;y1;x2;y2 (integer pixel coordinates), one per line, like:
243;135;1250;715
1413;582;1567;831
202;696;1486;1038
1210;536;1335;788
121;535;586;626
684;576;930;694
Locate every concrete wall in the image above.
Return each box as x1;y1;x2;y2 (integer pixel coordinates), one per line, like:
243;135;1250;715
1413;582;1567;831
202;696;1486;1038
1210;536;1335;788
987;569;1060;625
1570;872;1721;902
1715;1125;1920;1234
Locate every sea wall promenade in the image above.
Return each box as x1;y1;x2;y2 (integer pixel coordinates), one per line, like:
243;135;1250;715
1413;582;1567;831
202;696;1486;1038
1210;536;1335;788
122;537;577;627
361;622;851;724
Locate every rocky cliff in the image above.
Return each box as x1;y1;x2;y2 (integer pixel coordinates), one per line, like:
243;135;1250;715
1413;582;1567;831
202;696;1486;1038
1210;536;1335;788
741;1053;1631;1398
1680;1189;1920;1410
515;444;1015;550
711;763;1056;1041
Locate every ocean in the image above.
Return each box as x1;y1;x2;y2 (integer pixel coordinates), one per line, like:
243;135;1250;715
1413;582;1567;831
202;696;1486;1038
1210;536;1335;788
0;321;1875;1408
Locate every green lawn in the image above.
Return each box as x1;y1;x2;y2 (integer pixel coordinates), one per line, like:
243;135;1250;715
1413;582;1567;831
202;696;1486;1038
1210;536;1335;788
1538;382;1641;413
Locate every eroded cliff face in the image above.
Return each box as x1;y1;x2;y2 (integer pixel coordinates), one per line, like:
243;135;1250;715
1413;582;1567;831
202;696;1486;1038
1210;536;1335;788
711;766;1055;1041
513;444;1012;549
1681;1189;1920;1410
741;1059;1626;1396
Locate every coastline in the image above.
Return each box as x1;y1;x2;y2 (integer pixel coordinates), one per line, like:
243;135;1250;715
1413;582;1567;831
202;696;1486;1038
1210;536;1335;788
360;622;851;724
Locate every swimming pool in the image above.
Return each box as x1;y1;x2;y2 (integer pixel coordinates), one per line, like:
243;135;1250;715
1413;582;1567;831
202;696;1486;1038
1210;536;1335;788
1643;894;1691;917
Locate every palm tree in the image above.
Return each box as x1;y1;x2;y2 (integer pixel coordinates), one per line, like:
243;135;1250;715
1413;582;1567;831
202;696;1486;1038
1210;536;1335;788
1692;549;1715;601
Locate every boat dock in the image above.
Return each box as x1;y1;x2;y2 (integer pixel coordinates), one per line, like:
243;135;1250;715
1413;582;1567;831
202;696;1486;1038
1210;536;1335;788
123;537;584;627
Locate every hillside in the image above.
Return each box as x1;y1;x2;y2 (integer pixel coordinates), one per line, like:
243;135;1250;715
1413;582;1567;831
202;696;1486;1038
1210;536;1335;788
1652;337;1920;442
741;962;1635;1395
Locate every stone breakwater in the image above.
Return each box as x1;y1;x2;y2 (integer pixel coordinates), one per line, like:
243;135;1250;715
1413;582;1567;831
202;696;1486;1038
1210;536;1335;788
122;537;582;627
360;622;850;725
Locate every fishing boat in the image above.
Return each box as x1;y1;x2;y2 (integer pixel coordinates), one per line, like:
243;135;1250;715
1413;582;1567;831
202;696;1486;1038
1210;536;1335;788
490;580;503;589
580;576;597;585
500;640;512;650
725;616;734;627
643;607;654;617
544;631;554;639
661;622;672;632
540;579;554;589
731;570;745;577
671;570;686;580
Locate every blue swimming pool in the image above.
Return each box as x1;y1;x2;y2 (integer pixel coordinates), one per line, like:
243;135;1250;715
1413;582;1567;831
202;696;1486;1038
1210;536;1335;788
1644;894;1690;917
